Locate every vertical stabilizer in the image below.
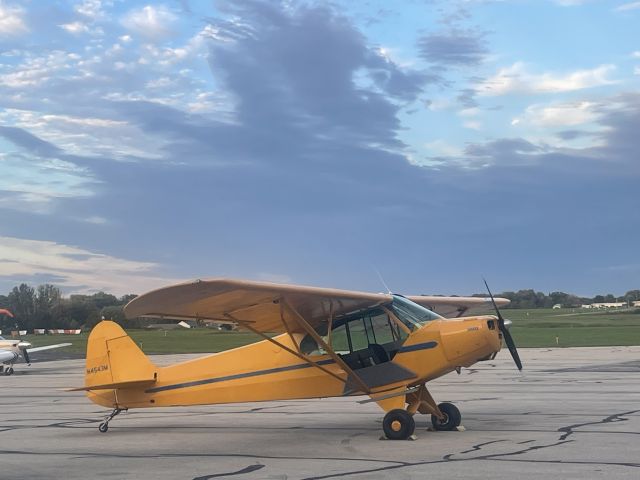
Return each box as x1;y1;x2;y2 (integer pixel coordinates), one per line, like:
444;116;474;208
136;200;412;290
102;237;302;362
84;321;156;390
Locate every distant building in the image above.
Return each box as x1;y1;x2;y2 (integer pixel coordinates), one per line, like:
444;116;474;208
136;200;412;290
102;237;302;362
590;302;626;309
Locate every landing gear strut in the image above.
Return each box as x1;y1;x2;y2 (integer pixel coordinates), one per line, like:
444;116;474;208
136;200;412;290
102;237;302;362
98;407;126;433
406;384;462;432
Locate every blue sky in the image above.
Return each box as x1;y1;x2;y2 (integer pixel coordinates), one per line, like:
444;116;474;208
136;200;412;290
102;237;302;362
0;0;638;297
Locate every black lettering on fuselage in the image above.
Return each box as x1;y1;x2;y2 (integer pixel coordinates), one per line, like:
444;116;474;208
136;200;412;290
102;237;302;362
86;365;109;375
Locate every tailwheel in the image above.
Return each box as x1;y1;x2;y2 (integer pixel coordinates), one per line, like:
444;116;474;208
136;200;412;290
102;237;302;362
98;407;125;433
382;409;415;440
431;402;461;431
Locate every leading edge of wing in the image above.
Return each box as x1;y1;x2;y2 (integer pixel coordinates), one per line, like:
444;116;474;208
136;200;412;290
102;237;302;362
124;278;393;332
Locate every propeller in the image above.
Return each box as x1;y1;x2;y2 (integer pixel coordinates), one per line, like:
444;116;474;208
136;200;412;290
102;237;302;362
17;341;31;365
483;279;522;371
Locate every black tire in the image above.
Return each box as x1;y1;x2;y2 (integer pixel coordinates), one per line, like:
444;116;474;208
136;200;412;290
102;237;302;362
382;409;415;440
431;402;461;431
98;422;109;433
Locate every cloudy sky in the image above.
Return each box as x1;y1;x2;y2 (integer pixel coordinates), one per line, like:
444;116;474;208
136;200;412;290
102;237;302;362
0;0;638;297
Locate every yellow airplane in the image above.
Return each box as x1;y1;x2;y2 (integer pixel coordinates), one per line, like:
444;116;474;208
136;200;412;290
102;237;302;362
77;279;521;439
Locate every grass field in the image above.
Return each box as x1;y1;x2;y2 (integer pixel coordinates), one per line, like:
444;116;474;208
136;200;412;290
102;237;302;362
16;308;640;355
505;307;640;347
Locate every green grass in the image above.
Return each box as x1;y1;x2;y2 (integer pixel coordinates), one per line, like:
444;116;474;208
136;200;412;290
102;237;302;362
505;308;640;347
16;307;640;355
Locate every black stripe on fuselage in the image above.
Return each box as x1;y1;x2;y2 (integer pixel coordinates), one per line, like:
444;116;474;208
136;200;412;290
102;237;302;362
397;341;438;353
145;358;336;393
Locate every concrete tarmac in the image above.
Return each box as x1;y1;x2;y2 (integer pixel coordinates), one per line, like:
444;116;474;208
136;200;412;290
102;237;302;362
1;347;639;479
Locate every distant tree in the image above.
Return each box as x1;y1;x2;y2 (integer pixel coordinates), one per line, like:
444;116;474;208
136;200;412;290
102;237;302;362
623;290;640;304
34;284;62;329
8;284;36;330
119;294;138;305
90;291;119;309
68;296;101;329
101;306;126;326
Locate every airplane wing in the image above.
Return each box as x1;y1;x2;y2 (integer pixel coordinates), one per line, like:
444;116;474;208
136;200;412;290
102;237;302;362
406;295;510;318
124;278;392;334
27;343;72;353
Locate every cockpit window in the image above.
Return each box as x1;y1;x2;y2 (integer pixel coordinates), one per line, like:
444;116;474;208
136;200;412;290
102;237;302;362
390;295;442;330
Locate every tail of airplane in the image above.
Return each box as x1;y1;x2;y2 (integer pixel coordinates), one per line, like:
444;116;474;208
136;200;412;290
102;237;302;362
80;321;157;399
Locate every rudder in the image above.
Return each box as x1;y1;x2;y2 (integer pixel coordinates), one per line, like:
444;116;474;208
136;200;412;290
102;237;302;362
85;320;157;391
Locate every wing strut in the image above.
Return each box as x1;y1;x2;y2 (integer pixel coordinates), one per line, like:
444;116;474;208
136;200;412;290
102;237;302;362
281;299;371;395
224;313;348;386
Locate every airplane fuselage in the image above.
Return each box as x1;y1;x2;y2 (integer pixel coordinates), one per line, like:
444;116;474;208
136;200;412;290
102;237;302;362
87;315;502;410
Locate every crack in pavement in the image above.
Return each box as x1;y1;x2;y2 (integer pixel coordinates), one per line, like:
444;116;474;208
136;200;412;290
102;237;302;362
558;409;640;440
192;464;265;479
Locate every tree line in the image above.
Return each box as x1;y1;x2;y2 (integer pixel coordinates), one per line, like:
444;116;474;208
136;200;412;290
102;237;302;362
1;282;639;332
0;283;138;333
476;289;640;309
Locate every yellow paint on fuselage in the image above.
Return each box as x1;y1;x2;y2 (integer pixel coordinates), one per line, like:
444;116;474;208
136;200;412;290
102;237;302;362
86;316;502;411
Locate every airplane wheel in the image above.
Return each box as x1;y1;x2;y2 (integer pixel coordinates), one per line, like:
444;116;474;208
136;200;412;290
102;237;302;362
382;409;415;440
98;422;109;433
431;402;461;431
7;367;14;375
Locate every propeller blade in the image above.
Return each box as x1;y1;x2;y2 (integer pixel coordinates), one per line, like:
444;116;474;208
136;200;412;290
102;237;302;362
483;278;522;371
483;278;504;322
499;324;522;370
20;347;31;365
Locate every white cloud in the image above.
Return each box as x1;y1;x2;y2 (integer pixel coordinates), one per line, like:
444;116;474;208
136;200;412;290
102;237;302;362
512;101;602;127
477;62;617;96
0;152;97;212
631;51;640;58
635;66;640;75
59;21;90;34
121;5;177;40
1;109;166;160
75;0;108;20
0;50;73;88
0;236;177;295
615;2;640;11
0;3;28;36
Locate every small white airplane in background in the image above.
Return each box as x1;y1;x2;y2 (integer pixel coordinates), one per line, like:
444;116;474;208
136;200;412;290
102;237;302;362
0;308;72;375
0;336;72;375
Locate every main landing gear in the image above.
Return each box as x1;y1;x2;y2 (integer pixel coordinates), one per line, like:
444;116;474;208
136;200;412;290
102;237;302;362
381;384;462;440
1;366;15;375
98;407;126;433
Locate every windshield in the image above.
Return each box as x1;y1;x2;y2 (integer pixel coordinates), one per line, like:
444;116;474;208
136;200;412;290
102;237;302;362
390;295;442;330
